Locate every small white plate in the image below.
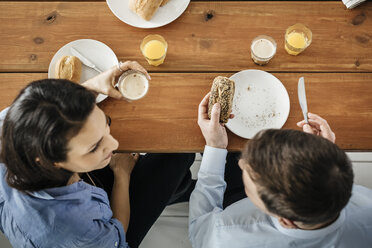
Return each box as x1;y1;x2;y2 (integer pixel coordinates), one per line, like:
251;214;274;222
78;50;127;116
225;70;290;139
106;0;190;29
48;39;119;103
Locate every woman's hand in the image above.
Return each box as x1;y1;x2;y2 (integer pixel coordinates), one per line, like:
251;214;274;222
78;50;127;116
110;152;139;232
109;153;139;177
82;61;151;100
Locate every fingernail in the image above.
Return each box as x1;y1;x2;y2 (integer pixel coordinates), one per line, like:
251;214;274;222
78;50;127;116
214;103;220;109
304;124;311;130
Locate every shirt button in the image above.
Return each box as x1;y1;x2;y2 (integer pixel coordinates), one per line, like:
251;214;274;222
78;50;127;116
115;241;118;247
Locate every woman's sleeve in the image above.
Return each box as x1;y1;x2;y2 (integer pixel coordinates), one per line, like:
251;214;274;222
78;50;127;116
78;218;129;248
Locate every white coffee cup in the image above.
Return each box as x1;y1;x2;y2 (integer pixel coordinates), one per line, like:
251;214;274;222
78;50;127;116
117;70;149;101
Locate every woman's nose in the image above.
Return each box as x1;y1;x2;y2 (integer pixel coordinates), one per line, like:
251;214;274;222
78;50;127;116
103;135;119;154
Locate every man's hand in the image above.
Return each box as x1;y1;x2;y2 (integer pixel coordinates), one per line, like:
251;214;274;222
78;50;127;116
198;93;233;149
297;112;336;143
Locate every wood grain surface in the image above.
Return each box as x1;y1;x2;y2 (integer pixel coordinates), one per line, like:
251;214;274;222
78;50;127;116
0;1;371;72
0;72;371;151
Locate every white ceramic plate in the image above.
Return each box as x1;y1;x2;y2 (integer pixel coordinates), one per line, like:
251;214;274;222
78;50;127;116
225;70;290;139
48;39;118;103
106;0;190;29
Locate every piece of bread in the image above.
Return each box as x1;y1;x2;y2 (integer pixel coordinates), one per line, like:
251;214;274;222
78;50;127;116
160;0;170;7
129;0;163;21
55;56;82;83
208;76;235;123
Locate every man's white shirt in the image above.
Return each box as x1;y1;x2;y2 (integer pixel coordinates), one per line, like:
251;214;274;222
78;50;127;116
189;146;372;248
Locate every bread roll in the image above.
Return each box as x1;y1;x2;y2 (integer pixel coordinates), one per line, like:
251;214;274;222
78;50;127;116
129;0;163;21
208;76;235;123
160;0;170;7
55;56;82;83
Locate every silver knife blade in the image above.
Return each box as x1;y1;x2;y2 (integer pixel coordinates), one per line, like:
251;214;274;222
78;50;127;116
298;77;308;123
70;47;102;73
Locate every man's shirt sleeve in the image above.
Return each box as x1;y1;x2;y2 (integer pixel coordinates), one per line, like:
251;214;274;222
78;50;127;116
189;145;228;248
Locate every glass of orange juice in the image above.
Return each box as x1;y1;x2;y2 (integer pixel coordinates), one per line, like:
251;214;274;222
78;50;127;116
285;23;312;56
140;34;168;66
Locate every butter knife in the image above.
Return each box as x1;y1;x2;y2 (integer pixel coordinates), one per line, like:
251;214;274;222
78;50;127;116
70;47;102;73
298;77;308;123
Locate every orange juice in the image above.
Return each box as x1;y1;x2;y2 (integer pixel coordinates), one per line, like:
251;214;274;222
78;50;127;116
140;34;168;66
284;23;312;56
285;32;307;55
143;40;166;66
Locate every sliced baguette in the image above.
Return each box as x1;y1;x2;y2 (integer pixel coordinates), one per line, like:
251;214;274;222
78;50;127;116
160;0;170;7
129;0;163;21
55;56;82;83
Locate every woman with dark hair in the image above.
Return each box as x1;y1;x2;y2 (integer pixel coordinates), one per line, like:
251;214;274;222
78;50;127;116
0;61;195;248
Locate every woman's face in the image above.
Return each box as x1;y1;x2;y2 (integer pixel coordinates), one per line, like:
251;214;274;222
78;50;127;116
55;106;119;173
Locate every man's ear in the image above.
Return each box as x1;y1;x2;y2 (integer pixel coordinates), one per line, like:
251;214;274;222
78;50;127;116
238;159;244;170
278;217;298;229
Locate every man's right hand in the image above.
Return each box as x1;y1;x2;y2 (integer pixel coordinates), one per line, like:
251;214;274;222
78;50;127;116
197;93;230;149
297;112;336;143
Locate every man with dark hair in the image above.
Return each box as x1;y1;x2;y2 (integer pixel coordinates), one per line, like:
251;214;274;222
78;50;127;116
189;93;372;247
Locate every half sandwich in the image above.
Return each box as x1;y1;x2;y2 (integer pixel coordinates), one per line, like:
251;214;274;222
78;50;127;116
208;76;235;123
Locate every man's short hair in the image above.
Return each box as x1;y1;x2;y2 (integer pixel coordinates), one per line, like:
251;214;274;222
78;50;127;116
241;129;354;225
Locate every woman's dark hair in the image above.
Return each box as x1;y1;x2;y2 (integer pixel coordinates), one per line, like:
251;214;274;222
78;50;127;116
241;129;354;226
1;79;96;192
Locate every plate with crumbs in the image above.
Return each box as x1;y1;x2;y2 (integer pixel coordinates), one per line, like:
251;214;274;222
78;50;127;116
225;70;290;139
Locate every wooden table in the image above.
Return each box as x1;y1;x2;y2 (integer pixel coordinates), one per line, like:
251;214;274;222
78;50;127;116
0;1;372;152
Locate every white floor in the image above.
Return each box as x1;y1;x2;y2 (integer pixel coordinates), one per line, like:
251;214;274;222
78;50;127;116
1;152;371;248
